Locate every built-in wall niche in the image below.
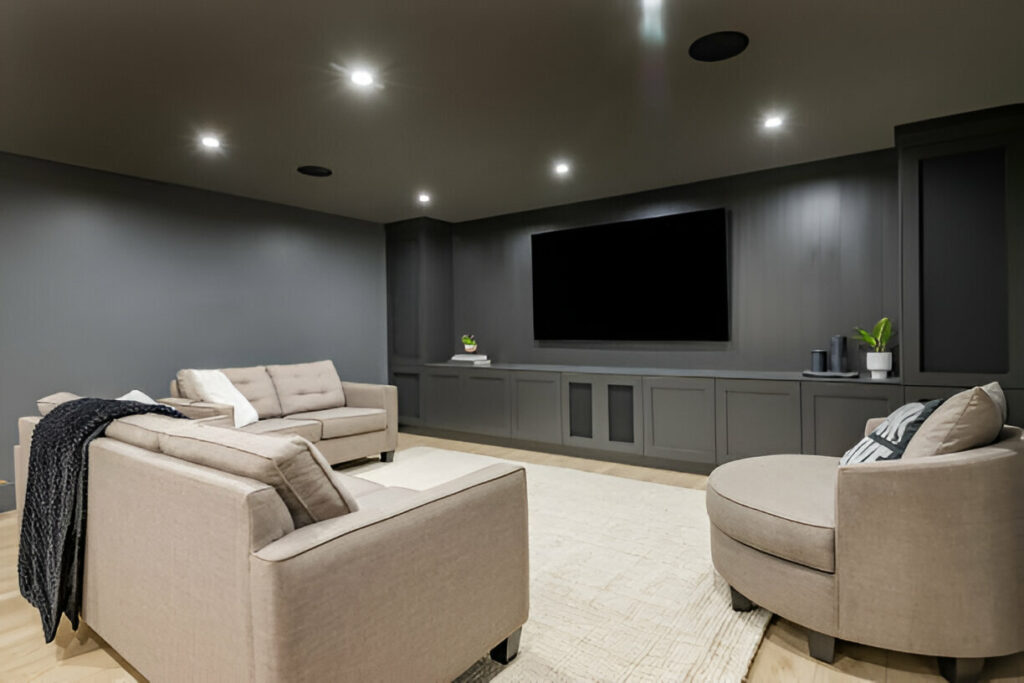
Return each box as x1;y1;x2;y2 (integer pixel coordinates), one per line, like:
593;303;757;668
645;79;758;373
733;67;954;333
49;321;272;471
899;104;1024;388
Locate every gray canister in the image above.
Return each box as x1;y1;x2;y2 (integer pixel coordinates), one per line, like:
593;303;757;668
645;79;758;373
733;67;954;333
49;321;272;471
811;349;828;373
829;335;847;373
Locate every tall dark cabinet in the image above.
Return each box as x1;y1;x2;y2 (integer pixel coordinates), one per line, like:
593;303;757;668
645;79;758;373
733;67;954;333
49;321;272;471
898;105;1024;388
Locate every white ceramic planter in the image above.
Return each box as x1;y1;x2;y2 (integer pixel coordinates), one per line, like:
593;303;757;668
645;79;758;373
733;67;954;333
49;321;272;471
866;352;892;380
464;343;477;353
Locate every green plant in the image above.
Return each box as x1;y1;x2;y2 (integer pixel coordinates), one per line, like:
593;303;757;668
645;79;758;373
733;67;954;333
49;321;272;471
854;317;892;353
461;334;476;345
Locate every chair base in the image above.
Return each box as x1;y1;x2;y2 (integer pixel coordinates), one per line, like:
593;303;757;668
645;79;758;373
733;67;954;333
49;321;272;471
380;450;395;463
808;630;836;664
937;657;984;683
490;628;522;665
730;587;755;612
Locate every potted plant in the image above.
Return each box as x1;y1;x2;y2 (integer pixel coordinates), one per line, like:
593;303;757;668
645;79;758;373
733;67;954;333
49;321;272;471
461;334;477;353
854;317;893;379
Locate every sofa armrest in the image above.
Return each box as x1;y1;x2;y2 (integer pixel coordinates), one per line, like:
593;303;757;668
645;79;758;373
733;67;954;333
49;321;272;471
250;463;529;681
342;382;398;451
159;396;235;423
835;446;1024;656
341;382;396;411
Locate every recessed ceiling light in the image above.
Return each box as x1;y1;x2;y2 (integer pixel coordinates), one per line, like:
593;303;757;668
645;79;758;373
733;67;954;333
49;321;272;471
297;165;332;177
763;115;784;129
688;31;750;62
554;161;571;176
350;69;375;87
417;192;432;205
199;134;221;149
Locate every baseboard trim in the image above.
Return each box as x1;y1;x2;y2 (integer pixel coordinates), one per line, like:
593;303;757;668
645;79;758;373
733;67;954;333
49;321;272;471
399;426;716;475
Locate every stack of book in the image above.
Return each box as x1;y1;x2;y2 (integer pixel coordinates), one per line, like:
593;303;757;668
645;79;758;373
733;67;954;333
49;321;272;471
449;353;491;366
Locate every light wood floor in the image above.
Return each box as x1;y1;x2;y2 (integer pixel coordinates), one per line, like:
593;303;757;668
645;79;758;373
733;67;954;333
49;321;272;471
2;431;1022;682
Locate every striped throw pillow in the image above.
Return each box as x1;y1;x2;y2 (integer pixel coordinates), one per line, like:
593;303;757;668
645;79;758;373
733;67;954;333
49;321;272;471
840;399;944;465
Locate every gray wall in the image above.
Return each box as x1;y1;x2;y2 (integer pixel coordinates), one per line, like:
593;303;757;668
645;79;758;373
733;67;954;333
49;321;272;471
450;150;898;371
0;152;387;511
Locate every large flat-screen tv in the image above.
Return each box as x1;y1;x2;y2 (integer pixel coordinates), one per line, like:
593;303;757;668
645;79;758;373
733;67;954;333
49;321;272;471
531;208;729;341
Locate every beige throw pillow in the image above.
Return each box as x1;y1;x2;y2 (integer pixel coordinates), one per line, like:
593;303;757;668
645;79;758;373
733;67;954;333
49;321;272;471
981;381;1008;423
903;387;1003;458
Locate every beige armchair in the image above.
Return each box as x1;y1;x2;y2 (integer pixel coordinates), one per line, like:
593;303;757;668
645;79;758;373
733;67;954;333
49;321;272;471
15;413;529;681
706;422;1024;683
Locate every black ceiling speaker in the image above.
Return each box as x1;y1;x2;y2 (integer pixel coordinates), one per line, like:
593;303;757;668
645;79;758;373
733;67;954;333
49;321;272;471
297;165;332;177
688;31;749;62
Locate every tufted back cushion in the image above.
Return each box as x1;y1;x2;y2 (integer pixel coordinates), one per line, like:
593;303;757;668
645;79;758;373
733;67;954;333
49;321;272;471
220;366;283;419
266;360;346;415
177;366;283;419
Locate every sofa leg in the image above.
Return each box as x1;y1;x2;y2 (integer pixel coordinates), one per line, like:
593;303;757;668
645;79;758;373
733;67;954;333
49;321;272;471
937;657;984;683
490;628;521;665
730;587;755;612
380;450;395;463
808;630;836;664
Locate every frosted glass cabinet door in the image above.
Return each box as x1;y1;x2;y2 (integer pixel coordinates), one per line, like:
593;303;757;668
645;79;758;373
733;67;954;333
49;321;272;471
561;373;643;454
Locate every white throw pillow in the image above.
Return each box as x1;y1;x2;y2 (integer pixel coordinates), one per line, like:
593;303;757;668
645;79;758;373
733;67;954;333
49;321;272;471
840;399;944;465
179;369;259;428
117;389;158;404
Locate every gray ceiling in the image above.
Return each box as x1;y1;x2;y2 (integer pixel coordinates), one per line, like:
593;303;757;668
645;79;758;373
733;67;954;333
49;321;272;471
2;1;1023;224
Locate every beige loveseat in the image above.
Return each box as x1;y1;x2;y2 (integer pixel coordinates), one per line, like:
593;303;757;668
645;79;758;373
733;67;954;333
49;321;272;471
14;412;529;682
164;360;397;465
706;420;1024;682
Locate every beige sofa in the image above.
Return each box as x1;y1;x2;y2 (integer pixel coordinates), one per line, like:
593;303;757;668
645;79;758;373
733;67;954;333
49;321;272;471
14;411;529;682
706;420;1024;683
163;360;397;465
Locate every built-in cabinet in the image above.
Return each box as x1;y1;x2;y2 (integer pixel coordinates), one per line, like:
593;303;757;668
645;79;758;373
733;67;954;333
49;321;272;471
396;364;909;471
642;377;716;464
511;371;561;443
561;373;643;454
801;382;904;457
715;380;802;463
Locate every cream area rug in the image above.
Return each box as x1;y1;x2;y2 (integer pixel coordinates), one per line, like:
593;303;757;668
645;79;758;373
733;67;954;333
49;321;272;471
350;447;770;682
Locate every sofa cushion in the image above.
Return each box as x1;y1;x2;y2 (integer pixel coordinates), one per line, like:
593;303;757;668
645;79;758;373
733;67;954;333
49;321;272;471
904;387;1004;459
106;413;191;451
158;423;358;527
220;366;284;419
706;454;838;573
267;360;346;414
37;391;82;416
290;406;387;439
240;418;322;442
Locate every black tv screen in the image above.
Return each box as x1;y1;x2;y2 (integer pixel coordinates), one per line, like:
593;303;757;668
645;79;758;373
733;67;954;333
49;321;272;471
531;208;729;341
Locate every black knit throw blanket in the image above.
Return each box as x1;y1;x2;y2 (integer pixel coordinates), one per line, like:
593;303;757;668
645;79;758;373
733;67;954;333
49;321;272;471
18;398;185;642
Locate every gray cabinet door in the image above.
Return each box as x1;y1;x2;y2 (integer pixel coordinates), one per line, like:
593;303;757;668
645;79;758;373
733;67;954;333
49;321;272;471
561;373;643;454
462;369;512;437
391;367;422;426
801;382;904;456
421;367;464;431
642;377;716;463
715;380;801;464
512;371;562;443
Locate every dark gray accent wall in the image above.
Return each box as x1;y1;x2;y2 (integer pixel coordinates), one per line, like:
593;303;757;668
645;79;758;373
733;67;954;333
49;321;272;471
0;152;387;511
448;150;898;371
